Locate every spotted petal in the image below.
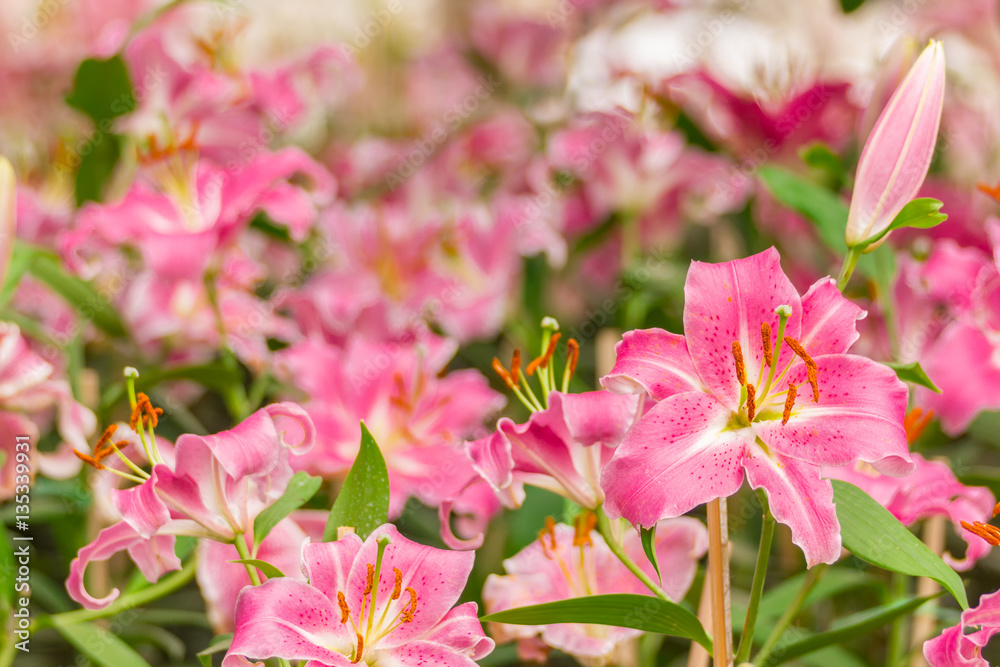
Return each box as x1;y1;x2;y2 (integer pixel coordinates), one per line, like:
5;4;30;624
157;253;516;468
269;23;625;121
753;354;912;476
683;248;803;410
601;392;749;526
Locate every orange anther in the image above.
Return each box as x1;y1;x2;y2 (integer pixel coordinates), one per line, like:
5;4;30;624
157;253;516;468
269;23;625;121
732;341;746;386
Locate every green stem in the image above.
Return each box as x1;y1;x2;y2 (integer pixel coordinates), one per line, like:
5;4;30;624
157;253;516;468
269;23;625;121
34;558;198;630
234;534;261;586
836;246;862;292
753;564;826;666
886;571;909;667
735;495;775;664
595;506;668;601
0;625;16;667
204;271;249;420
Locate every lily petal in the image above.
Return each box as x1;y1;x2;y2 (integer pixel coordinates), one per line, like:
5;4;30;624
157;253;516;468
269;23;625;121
683;248;803;409
753;355;913;476
224;578;354;667
422;602;495;660
345;525;474;649
744;448;841;567
601;392;748;526
799;278;866;356
67;521;179;609
600;328;704;400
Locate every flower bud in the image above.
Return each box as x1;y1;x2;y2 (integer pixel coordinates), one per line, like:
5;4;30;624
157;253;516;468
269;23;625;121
845;41;945;248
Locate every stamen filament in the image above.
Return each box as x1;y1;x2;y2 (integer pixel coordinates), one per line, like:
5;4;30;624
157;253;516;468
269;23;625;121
109;444;151;480
367;536;391;637
761;306;792;399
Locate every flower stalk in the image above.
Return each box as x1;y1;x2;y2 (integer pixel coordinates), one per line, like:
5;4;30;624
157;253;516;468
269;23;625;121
735;494;775;664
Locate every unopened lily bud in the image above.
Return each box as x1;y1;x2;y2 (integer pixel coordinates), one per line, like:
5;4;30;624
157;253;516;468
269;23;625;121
845;41;945;248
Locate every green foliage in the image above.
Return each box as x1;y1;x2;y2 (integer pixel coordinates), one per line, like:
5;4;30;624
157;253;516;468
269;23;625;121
253;471;323;550
323;422;390;541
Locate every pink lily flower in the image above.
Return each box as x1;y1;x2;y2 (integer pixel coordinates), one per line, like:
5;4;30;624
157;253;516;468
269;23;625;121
894;221;1000;434
484;516;708;664
61;146;333;283
223;524;494;667
0;322;97;499
924;588;1000;666
845;41;946;248
600;248;914;566
467;389;644;510
275;334;504;541
66;401;315;609
825;453;995;571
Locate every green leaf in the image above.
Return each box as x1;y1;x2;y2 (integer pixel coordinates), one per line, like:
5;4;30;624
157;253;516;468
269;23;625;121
839;0;866;12
323;422;390;541
198;633;234;667
253;471;322;550
757;569;880;621
639;525;661;584
66;56;134;123
833;480;968;608
54;620;152;667
759;595;935;666
228;559;286;580
75;134;123;205
884;360;941;393
28;253;126;337
758;165;848;254
482;594;712;651
0;242;38;307
861;198;948;249
800;143;846;189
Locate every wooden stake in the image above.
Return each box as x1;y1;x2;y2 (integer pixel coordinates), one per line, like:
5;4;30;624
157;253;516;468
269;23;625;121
910;515;946;667
707;498;733;667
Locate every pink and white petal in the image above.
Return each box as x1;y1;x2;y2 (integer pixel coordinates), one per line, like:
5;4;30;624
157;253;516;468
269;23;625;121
754;355;912;476
347;525;475;649
683;248;803;409
225;578;353;667
112;474;170;538
421;602;495;659
601;392;749;527
301;534;364;604
152;460;236;539
466;431;515;498
551;391;642;448
743;450;841;567
799;278;866;356
600;329;704;401
174;407;282;482
128;534;181;588
263;402;317;454
67;521;178;609
377;640;480;666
